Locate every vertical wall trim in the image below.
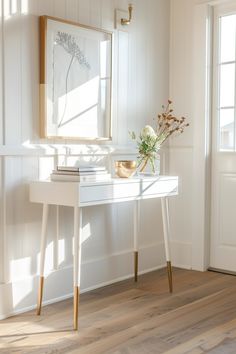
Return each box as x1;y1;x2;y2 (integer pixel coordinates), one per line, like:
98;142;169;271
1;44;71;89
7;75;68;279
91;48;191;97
2;157;7;283
0;0;6;284
192;3;213;271
204;4;213;270
1;0;5;144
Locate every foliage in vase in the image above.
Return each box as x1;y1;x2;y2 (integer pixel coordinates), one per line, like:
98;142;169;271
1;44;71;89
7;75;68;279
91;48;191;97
130;100;190;173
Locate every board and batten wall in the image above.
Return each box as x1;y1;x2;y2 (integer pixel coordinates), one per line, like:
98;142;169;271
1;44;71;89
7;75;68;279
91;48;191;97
168;0;195;269
0;0;171;319
169;0;213;271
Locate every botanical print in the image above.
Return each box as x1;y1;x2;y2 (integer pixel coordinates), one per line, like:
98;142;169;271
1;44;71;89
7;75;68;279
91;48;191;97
42;17;112;139
54;31;91;128
55;31;90;70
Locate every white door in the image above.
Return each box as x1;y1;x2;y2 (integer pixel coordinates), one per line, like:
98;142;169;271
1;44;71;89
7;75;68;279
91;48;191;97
210;3;236;272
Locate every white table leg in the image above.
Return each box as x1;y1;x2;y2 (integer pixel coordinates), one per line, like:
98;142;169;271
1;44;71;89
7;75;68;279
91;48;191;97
73;206;82;330
133;200;140;282
37;203;49;315
53;205;59;270
161;197;173;293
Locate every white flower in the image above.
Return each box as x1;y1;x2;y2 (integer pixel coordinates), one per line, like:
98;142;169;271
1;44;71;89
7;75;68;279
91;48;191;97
141;125;157;139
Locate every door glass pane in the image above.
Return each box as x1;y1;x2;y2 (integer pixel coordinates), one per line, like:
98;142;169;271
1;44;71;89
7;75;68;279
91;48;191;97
219;108;234;150
220;63;235;107
220;15;236;63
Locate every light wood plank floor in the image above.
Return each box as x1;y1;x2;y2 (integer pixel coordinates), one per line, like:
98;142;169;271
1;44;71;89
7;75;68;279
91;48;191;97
1;268;236;354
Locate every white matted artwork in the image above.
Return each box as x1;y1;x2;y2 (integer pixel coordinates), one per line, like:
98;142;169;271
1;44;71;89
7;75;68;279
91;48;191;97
40;16;113;140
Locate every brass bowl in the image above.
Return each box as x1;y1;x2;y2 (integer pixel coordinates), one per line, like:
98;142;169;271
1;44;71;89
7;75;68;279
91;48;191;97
115;160;137;178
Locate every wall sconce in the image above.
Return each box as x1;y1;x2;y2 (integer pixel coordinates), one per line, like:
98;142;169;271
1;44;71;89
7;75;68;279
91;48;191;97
121;4;133;26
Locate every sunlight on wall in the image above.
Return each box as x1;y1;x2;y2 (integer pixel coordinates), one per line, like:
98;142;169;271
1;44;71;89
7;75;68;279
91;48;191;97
58;239;65;265
82;222;91;243
57;76;99;137
36;241;54;274
4;0;10;18
22;140;38;149
11;0;17;14
45;241;54;272
10;257;31;280
58;155;105;167
72;223;91;259
4;0;28;18
39;157;54;180
21;0;28;14
12;280;32;307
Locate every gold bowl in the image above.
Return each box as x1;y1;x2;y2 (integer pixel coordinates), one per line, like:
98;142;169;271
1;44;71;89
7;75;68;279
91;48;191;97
115;160;137;178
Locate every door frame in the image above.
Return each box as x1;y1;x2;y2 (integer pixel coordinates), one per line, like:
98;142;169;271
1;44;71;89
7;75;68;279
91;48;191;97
192;0;236;271
210;2;236;270
191;1;213;271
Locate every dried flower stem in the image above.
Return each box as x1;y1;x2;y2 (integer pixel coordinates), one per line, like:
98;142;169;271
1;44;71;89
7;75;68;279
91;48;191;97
140;157;149;172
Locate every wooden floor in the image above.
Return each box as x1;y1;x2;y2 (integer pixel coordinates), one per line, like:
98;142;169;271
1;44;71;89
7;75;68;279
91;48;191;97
1;268;236;354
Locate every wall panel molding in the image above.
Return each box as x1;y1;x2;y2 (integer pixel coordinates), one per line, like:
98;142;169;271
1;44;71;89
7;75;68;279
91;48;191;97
0;0;171;317
0;145;138;156
0;241;166;319
0;156;5;283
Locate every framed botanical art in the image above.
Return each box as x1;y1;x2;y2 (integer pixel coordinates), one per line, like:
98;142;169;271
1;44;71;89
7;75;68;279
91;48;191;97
39;16;113;140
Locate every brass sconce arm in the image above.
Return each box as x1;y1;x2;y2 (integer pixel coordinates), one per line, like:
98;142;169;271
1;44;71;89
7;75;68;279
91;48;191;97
121;4;133;25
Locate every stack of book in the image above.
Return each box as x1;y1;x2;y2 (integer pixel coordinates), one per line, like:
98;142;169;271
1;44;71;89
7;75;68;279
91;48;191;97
50;165;111;182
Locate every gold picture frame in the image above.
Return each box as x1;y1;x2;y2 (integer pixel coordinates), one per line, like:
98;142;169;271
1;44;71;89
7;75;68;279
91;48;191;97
39;16;113;140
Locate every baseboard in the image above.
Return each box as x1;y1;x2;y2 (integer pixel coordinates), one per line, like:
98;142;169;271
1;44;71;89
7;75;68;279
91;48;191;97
172;263;192;270
80;264;166;294
208;267;236;276
0;263;167;321
0;242;166;320
170;240;192;269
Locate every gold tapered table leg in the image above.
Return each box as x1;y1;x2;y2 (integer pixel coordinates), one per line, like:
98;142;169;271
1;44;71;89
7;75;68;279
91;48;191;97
134;251;138;282
74;286;80;330
167;261;173;293
37;276;44;315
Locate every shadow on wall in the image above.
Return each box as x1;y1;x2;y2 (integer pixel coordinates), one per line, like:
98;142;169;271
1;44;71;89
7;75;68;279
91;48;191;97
1;193;134;320
1;143;124;317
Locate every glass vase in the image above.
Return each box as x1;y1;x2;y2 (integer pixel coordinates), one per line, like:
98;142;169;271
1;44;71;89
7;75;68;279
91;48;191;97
138;154;160;176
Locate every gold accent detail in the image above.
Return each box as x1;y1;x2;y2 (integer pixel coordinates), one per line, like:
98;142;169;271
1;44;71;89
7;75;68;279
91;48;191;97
121;4;133;25
115;160;137;178
134;251;138;282
167;261;173;293
74;286;80;330
37;276;44;316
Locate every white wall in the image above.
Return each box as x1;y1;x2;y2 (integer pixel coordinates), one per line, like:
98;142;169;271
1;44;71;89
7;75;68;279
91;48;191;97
168;0;195;269
169;0;212;271
0;0;170;319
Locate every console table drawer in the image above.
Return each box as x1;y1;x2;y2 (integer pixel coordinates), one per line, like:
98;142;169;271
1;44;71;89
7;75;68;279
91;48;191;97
30;176;178;207
80;183;139;204
79;178;178;205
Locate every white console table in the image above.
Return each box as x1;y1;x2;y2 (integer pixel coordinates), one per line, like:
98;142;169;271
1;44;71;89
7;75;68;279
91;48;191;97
29;175;178;330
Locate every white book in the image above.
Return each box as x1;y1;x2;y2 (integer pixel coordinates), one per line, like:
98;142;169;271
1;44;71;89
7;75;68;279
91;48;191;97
52;170;108;176
57;166;106;172
50;173;111;182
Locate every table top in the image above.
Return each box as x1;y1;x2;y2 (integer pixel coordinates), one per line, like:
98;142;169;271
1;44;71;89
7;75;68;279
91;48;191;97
29;176;178;207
